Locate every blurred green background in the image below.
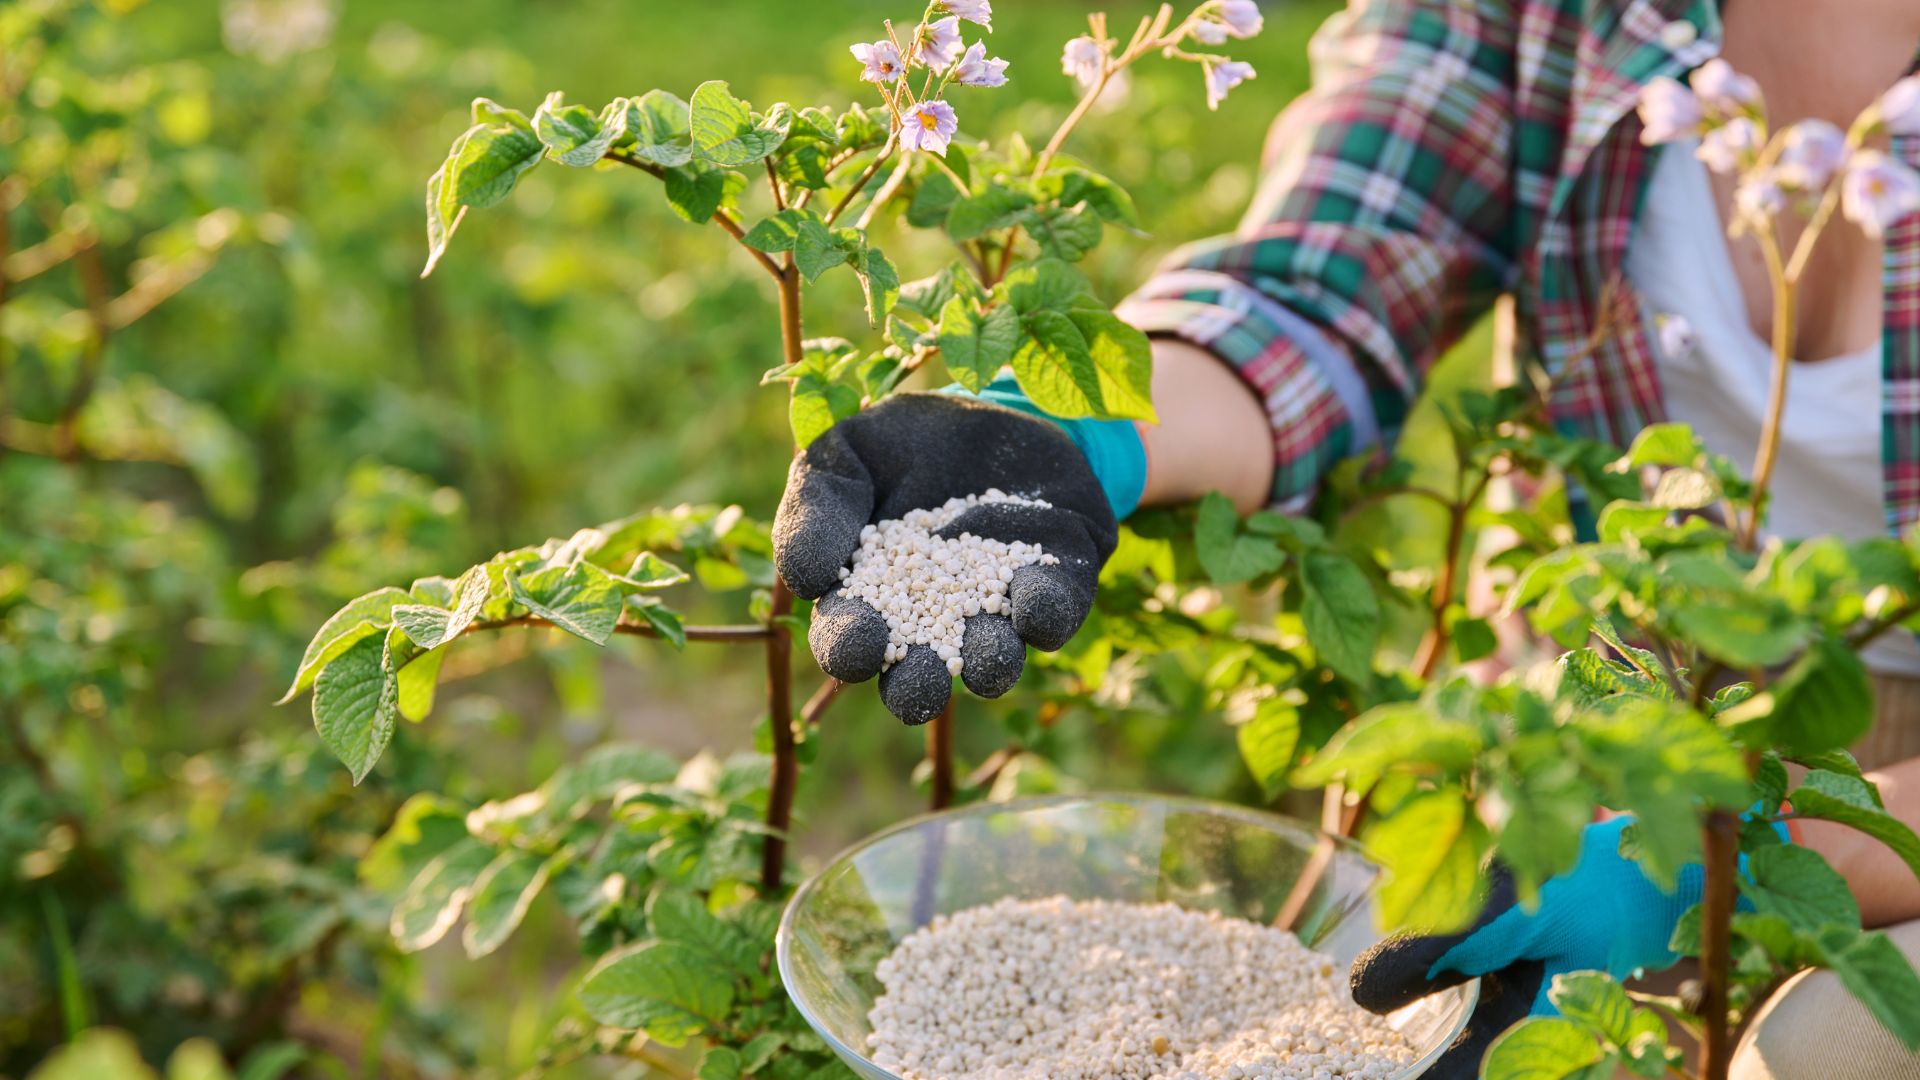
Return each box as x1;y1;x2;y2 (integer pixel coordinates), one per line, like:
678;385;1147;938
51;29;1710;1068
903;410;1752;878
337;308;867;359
1;0;1348;1075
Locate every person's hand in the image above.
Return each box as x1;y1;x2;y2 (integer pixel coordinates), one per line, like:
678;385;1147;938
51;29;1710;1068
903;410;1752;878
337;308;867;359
1348;817;1702;1077
772;391;1123;724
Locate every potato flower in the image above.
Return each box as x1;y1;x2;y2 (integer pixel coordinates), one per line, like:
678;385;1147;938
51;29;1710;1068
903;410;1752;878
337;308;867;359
1637;77;1701;145
1842;150;1920;239
954;42;1008;88
899;100;959;155
851;40;903;83
1205;60;1255;111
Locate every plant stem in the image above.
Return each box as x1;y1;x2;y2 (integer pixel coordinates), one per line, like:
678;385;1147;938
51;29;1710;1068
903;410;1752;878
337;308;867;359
822;137;898;228
1850;597;1920;649
761;577;796;892
1742;229;1794;550
766;159;786;211
927;699;955;809
1698;809;1741;1080
604;152;783;280
800;677;843;726
1411;470;1491;678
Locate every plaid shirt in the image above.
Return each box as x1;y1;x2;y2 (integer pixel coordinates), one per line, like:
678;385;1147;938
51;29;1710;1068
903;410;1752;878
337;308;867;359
1122;0;1920;530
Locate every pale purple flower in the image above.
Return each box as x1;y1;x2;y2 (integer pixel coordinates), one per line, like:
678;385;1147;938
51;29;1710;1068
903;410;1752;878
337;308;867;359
899;99;959;155
1061;35;1108;89
1688;58;1760;114
1734;171;1786;221
1205;60;1255;111
1879;76;1920;136
954;42;1008;87
1637;77;1701;145
940;0;991;30
1776;119;1848;191
918;16;965;68
1695;116;1760;175
1842;150;1920;239
1191;19;1230;45
1656;313;1697;360
851;40;903;83
1218;0;1264;38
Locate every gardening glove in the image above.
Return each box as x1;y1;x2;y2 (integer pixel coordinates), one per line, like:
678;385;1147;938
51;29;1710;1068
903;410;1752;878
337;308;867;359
1347;816;1706;1078
773;380;1141;724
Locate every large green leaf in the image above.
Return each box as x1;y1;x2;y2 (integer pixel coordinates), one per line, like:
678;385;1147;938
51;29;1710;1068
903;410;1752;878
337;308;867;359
395;644;445;722
623;90;694;167
1483;1018;1611;1080
578;940;735;1045
1363;787;1488;931
1789;771;1920;880
937;298;1020;392
663;164;743;224
1817;926;1920;1050
855;245;899;327
509;562;623;645
688;81;788;166
1301;552;1380;683
946;182;1034;240
1722;635;1872;756
423;119;545;275
1236;694;1300;797
1011;308;1155;421
1742;844;1860;933
390;838;494;952
1020;203;1103;261
462;849;558;958
279;587;410;703
534;92;627;167
311;633;399;783
1193;492;1285;584
788;373;859;448
1292;703;1483;793
647;890;762;975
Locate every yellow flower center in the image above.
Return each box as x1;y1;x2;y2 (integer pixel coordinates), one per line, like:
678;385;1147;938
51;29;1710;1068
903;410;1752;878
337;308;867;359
918;110;940;130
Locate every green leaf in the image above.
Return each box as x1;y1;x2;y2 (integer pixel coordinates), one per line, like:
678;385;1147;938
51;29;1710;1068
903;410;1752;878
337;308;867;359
615;551;689;590
697;1047;743;1080
1011;308;1156;421
509;562;623;645
1020;203;1104;261
360;793;469;894
688;81;789;166
907;170;961;227
1742;844;1860;933
1789;773;1920;881
1301;553;1380;683
578;940;735;1045
1363;787;1489;931
534;92;627;167
279;587;410;703
1667;598;1809;669
1237;694;1300;797
312;633;399;784
632;597;686;649
390;838;493;952
1052;165;1140;227
795;220;860;283
855;245;899;327
1003;258;1090;314
1483;1018;1610;1080
1194;492;1286;584
1816;927;1920;1050
1548;972;1635;1045
1452;614;1499;663
1624;423;1704;468
937;298;1020;392
648;890;762;975
395;645;445;722
1291;702;1483;793
423;120;545;275
789;374;859;448
663;164;745;224
409;575;457;607
463;850;558;958
623;90;694;167
1722;635;1872;756
946;182;1034;240
391;603;453;649
740;209;807;252
471;97;533;131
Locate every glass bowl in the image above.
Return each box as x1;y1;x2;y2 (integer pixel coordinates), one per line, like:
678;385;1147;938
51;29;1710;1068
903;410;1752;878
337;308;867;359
777;793;1476;1080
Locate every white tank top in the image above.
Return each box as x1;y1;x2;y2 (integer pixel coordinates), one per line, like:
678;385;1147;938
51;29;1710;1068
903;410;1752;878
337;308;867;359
1624;139;1920;677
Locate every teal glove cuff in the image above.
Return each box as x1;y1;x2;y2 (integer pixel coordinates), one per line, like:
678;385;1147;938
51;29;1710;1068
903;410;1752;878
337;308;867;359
942;375;1148;521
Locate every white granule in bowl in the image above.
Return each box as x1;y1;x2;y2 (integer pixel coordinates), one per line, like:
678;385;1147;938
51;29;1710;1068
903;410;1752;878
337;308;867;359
866;896;1416;1080
837;490;1059;677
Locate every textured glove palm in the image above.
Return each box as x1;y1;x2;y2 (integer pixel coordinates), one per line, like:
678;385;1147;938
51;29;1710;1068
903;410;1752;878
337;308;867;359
772;393;1118;724
1348;817;1699;1077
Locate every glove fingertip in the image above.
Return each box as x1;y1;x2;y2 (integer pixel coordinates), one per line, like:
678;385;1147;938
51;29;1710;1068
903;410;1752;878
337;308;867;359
959;614;1024;698
879;647;952;726
809;591;889;683
1008;564;1091;652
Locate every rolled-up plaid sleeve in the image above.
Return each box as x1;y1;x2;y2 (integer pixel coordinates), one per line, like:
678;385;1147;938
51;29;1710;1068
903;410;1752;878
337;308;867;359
1121;0;1519;511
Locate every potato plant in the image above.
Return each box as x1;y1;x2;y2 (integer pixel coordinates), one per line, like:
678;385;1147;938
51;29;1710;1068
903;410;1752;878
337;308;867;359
282;5;1920;1080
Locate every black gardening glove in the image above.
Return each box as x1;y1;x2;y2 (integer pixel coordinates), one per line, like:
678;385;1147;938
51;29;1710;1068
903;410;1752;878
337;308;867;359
1347;868;1543;1080
773;393;1118;724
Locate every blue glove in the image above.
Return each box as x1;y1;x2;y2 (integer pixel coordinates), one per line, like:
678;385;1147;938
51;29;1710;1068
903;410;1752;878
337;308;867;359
1430;816;1701;1014
942;375;1148;521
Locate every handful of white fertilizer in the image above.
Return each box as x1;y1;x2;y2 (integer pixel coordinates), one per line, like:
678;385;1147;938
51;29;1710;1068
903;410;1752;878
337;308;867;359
865;897;1417;1080
837;490;1059;677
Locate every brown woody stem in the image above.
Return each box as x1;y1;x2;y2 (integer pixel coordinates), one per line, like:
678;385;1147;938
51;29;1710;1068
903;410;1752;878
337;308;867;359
927;699;955;810
1698;809;1740;1080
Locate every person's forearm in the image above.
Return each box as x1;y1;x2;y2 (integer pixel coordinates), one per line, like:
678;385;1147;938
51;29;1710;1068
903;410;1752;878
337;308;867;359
1799;755;1920;926
1136;340;1274;514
